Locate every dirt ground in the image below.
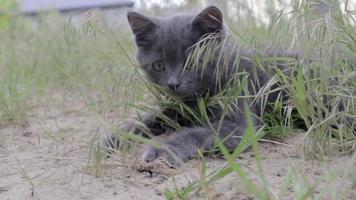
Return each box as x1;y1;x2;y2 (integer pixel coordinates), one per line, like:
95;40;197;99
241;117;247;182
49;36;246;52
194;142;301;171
0;99;355;200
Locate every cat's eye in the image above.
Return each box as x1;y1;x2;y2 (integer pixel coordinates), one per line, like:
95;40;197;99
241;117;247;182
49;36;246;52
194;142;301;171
152;61;165;72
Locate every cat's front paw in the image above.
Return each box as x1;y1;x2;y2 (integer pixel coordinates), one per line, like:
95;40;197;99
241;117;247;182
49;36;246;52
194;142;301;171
141;144;192;166
141;145;181;166
141;145;159;162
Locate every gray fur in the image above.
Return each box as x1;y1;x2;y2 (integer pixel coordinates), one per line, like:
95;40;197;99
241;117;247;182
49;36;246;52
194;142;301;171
105;6;291;165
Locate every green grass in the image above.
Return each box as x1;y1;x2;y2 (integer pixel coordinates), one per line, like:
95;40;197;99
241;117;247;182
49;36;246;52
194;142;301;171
0;0;355;199
0;11;146;125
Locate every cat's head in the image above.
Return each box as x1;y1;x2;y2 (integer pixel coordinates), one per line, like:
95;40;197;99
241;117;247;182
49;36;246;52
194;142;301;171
127;6;226;98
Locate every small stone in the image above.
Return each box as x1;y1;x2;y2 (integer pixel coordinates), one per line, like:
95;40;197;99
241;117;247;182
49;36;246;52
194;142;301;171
314;171;321;176
0;186;9;193
155;189;163;196
23;131;32;137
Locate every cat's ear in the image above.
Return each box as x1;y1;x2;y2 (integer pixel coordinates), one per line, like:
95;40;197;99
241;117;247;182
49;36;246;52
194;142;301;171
127;12;156;47
192;6;223;35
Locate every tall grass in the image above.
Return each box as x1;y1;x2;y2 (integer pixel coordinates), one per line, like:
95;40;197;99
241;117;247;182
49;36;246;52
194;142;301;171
282;0;356;157
0;11;148;126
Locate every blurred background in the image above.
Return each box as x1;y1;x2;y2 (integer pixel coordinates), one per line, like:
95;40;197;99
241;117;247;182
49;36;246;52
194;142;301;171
9;0;356;26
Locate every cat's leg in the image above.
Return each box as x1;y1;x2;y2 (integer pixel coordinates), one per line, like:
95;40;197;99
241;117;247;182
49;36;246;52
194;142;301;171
142;117;254;165
101;112;170;151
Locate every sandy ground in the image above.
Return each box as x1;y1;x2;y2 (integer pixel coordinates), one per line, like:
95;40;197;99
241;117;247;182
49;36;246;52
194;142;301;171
0;99;355;200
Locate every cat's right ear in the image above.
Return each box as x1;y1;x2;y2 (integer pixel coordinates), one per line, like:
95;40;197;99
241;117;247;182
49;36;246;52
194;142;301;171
192;6;223;36
127;12;156;47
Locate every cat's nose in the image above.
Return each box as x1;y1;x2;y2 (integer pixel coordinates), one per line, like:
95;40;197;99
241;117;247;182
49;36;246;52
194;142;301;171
168;83;181;91
168;77;181;91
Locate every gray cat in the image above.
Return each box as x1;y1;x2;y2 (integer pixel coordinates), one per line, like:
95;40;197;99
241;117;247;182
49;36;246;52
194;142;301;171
103;6;293;165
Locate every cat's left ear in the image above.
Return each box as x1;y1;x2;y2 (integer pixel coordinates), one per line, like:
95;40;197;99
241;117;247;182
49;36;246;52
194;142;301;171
192;6;223;35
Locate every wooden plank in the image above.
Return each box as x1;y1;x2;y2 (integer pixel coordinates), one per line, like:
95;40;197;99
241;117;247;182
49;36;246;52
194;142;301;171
20;0;134;15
